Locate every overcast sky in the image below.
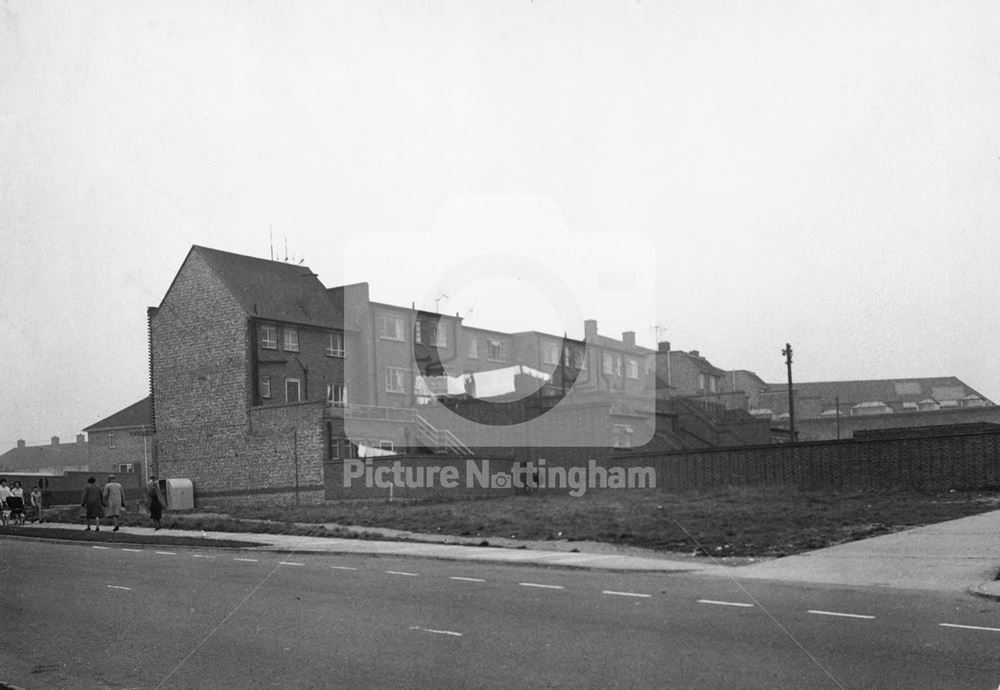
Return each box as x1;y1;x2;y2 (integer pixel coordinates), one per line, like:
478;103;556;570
2;1;999;447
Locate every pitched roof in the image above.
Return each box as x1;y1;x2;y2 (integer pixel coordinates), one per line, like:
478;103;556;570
766;377;993;406
188;246;344;329
83;397;152;432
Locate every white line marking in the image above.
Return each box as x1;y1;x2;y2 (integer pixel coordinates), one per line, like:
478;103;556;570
122;548;142;553
279;561;305;566
330;565;358;571
697;599;754;608
409;626;463;637
519;582;565;590
155;551;176;556
940;623;1000;633
808;610;875;620
450;576;486;583
191;555;215;559
106;585;132;591
386;570;419;576
234;558;258;562
92;546;110;550
603;590;652;598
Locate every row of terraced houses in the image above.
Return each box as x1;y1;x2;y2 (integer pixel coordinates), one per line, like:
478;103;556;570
3;245;996;503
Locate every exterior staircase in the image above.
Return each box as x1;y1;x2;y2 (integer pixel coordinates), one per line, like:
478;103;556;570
415;414;474;455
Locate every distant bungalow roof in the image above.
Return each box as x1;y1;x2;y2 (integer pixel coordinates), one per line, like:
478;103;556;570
84;397;152;431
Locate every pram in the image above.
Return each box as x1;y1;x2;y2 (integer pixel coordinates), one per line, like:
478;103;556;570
5;496;25;525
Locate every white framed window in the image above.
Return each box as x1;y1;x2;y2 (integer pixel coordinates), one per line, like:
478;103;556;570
283;328;299;352
378;314;406;341
565;347;587;370
612;424;634;449
709;376;718;393
285;378;301;403
416;320;448;347
260;324;277;349
615;355;623;377
379;440;394;451
326;332;345;357
603;353;614;375
327;383;346;406
487;339;509;362
468;336;479;359
385;367;407;394
626;358;639;379
698;373;706;391
117;463;136;473
542;341;560;365
260;376;271;399
108;431;115;449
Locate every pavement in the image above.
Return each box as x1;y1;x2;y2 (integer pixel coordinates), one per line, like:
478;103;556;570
13;509;1000;599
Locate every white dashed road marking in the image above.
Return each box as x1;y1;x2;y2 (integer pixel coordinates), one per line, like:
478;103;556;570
279;561;305;566
330;566;358;571
155;551;176;556
602;590;652;598
233;558;258;562
122;548;142;553
450;576;486;583
939;623;1000;633
106;585;132;591
697;599;754;608
191;555;215;559
409;626;463;637
92;546;110;550
519;582;564;590
808;610;875;620
386;570;419;577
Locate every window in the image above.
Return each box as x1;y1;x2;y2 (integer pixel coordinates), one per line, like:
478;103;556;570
626;358;639;379
326;332;345;357
260;376;271;399
385;367;407;393
378;314;406;341
612;424;634;449
416;319;448;347
260;324;277;349
468;336;479;359
379;440;394;451
327;383;346;406
542;341;560;365
487;339;509;362
565;347;587;370
283;328;299;352
603;353;614;375
709;376;718;393
285;378;301;403
108;431;115;449
117;463;136;474
615;355;623;377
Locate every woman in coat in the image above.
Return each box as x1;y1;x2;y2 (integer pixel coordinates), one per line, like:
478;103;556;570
102;475;125;532
81;476;104;531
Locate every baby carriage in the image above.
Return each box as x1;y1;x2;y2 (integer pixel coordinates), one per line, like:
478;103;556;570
5;496;25;525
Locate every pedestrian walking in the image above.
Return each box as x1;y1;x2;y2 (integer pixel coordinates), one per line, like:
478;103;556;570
29;483;44;523
0;478;11;527
9;481;25;525
81;476;104;531
103;475;125;532
147;476;165;530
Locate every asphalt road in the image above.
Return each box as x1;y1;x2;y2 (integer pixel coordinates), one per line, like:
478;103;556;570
1;538;998;689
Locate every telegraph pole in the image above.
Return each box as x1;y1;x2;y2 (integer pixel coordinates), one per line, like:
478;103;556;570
782;343;795;442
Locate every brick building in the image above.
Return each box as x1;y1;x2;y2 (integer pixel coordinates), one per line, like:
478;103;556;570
83;397;153;479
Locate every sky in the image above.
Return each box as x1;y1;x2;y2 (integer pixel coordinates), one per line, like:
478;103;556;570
1;0;999;447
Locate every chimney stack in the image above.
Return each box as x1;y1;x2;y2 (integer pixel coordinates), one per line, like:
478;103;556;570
584;319;598;338
690;350;700;357
51;436;60;446
17;439;25;449
77;434;86;444
657;341;671;353
622;331;636;347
